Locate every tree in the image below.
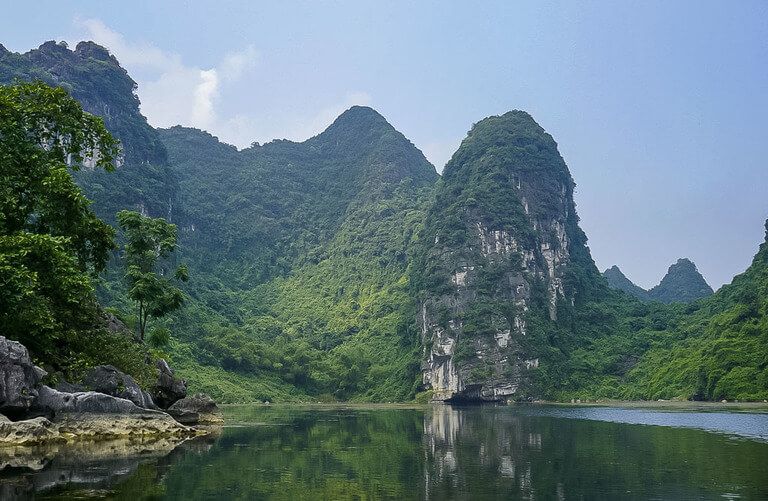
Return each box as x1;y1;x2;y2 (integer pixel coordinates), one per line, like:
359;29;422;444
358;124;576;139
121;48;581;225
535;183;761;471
0;82;119;357
117;210;188;341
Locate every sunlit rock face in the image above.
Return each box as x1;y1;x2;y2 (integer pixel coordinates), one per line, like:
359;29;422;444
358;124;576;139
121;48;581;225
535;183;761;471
415;111;598;402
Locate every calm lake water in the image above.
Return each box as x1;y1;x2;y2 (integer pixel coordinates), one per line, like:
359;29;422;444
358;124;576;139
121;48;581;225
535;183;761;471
3;404;768;500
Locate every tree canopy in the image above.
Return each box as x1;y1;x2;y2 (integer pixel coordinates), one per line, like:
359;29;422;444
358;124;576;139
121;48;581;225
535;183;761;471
0;82;118;357
117;209;188;342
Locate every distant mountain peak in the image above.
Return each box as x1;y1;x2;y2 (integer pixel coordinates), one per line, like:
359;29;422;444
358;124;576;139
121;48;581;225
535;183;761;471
648;257;713;303
603;265;647;300
604;258;713;304
321;105;392;138
338;105;386;120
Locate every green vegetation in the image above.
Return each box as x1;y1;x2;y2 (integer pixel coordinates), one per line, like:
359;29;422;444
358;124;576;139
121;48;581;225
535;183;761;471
117;210;188;342
603;259;714;304
155;109;437;402
0;81;153;385
0;42;765;403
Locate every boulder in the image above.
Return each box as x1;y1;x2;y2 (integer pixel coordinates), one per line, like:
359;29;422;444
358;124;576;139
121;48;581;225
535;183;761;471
33;385;143;418
83;365;157;410
0;336;47;419
152;359;187;409
13;387;197;445
167;393;223;425
56;380;85;393
103;311;129;334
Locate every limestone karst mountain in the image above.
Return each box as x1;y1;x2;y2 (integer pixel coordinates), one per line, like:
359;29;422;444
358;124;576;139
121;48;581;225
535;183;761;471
647;258;714;303
603;265;649;300
623;221;768;400
603;259;713;304
0;40;176;221
1;40;765;402
411;110;608;401
0;41;439;401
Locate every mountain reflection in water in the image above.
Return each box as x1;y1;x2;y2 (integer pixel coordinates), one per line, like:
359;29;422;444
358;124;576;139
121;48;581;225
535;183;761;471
2;405;767;500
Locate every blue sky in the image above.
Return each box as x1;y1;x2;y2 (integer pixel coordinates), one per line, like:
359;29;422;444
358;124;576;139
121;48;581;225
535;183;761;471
3;1;766;288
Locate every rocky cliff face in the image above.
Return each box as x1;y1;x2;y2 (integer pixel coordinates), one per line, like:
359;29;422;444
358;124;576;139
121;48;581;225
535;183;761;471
413;111;600;402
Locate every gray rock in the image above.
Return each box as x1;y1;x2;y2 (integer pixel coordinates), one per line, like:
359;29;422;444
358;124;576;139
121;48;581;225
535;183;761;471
56;380;85;393
103;311;130;335
152;359;187;409
167;393;223;425
33;385;142;418
0;336;47;418
9;386;197;447
83;365;157;409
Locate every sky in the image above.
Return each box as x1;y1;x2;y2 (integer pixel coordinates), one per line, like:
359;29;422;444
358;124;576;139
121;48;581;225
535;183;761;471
2;1;766;289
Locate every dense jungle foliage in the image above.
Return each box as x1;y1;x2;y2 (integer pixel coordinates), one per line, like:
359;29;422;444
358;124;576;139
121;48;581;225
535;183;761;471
0;41;765;402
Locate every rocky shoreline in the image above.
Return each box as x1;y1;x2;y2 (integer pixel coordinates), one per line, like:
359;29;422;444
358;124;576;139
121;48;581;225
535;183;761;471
0;336;222;450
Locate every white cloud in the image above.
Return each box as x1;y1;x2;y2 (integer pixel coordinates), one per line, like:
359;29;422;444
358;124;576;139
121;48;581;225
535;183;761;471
68;18;259;137
192;69;218;127
65;19;372;150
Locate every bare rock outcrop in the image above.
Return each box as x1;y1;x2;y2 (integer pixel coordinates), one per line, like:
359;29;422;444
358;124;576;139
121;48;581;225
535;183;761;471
83;365;158;410
167;393;223;425
152;359;187;409
0;337;47;419
0;336;211;447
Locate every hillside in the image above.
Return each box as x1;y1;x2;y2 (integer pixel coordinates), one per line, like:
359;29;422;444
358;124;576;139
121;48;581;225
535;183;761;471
157;108;438;401
622;222;768;400
647;258;714;303
0;41;176;222
411;110;619;401
1;40;765;403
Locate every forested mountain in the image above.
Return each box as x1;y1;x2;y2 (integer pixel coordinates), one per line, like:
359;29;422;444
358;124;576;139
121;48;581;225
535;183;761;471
647;258;714;303
0;41;176;221
155;108;438;401
621;223;768;400
1;40;765;402
1;41;440;401
411;111;615;401
603;265;649;299
603;259;714;304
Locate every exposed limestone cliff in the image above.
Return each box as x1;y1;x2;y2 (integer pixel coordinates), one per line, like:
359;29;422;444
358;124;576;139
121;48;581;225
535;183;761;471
413;111;600;402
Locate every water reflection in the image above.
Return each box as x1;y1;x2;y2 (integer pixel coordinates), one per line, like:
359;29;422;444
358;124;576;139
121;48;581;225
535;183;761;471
2;405;768;499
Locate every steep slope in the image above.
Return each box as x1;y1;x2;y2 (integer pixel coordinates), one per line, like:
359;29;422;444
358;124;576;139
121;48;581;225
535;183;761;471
0;40;439;402
412;111;608;401
622;221;768;400
0;41;177;221
159;108;438;401
4;39;763;403
647;258;714;303
161;106;436;286
603;266;649;300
